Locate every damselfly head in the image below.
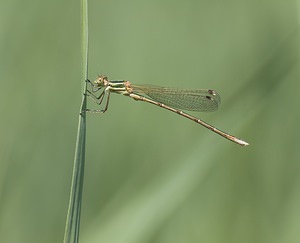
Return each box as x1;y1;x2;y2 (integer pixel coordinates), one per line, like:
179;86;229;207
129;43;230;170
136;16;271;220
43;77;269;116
94;75;108;87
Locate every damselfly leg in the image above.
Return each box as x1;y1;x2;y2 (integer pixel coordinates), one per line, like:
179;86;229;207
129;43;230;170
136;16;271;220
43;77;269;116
85;78;111;112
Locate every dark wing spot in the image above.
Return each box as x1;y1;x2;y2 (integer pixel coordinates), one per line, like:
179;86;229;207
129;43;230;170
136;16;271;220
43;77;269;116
208;90;217;96
205;96;213;101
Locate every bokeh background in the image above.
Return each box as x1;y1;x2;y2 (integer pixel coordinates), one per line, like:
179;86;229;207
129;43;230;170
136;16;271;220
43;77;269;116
1;1;300;243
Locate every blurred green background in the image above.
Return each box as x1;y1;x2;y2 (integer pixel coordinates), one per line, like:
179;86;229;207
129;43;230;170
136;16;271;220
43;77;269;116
1;0;300;243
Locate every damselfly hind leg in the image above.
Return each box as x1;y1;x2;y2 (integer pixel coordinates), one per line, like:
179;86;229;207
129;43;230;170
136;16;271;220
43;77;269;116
86;89;110;113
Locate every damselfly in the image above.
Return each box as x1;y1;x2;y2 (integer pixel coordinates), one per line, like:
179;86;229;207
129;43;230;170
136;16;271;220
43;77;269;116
86;75;249;146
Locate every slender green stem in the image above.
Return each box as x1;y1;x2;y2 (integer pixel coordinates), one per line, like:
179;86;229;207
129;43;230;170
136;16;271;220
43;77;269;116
63;0;88;242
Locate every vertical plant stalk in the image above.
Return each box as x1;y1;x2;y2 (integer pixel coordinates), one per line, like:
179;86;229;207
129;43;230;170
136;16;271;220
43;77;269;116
63;0;88;242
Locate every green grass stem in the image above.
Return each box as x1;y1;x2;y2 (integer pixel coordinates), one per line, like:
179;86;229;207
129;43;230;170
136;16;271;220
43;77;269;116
63;0;88;242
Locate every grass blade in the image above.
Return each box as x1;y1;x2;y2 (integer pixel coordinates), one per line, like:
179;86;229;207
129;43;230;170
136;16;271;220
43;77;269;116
63;0;88;242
